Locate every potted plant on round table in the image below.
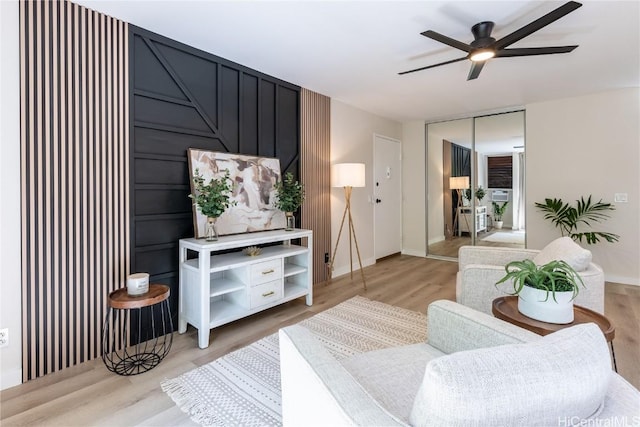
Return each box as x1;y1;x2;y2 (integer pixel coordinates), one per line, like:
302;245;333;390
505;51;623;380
275;172;305;231
492;201;509;229
188;169;235;241
496;259;584;324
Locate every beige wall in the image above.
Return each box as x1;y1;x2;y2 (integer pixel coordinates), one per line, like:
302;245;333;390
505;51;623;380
0;0;22;389
425;126;447;245
330;100;402;277
401;121;426;256
526;88;640;285
399;88;639;286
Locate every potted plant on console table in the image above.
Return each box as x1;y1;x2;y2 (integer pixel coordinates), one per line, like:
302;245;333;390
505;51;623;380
188;169;235;242
465;186;487;205
275;172;305;231
496;259;584;324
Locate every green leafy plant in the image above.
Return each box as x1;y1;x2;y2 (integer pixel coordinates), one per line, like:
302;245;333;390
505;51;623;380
496;259;585;302
535;196;619;244
464;186;486;203
188;169;236;218
275;172;305;213
492;201;509;221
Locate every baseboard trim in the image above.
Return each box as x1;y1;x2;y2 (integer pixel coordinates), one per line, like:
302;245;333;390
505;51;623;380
428;236;445;245
604;275;639;286
331;257;376;279
401;249;426;257
0;367;22;391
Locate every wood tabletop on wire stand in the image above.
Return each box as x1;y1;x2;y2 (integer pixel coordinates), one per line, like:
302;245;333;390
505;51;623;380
108;284;170;309
492;296;615;342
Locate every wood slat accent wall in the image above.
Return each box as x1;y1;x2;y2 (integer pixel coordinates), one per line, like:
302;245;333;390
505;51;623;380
19;0;129;381
300;89;331;284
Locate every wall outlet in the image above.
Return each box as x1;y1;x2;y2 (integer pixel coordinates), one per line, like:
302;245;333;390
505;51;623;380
0;328;8;348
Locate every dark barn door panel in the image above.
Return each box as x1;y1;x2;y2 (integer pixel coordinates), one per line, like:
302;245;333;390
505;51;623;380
129;26;301;332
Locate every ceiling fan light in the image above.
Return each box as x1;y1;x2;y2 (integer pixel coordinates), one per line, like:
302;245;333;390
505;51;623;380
470;49;495;62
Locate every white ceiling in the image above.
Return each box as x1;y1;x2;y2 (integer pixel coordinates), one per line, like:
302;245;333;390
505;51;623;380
76;0;640;123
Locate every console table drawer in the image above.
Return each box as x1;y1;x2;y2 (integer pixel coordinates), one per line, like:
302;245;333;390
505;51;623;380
250;280;283;309
250;259;282;285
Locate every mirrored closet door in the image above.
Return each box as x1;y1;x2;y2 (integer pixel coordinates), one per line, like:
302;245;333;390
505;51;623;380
426;111;525;259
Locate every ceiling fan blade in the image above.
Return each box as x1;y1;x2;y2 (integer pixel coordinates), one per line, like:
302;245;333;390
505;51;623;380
399;57;467;75
421;30;473;53
495;45;578;57
494;1;582;50
467;61;485;80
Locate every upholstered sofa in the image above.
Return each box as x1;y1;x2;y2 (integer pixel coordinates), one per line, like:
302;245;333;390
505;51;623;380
456;237;605;315
279;299;640;426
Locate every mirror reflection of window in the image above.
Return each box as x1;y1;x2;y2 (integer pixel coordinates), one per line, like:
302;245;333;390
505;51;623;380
487;156;513;189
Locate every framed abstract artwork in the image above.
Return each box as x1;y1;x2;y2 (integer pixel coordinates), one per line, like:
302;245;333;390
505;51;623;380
187;149;286;237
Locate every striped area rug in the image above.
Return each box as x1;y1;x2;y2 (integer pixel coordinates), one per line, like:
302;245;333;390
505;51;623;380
161;296;427;426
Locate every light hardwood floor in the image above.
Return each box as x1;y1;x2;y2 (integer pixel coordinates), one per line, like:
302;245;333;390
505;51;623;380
429;229;525;258
1;255;638;426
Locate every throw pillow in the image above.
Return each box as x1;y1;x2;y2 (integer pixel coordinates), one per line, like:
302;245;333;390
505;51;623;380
409;323;612;427
533;236;592;271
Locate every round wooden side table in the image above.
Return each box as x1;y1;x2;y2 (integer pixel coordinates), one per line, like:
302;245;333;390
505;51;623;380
492;296;617;371
102;284;173;375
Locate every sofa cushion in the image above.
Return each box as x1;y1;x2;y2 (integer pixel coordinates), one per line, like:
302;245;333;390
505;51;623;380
409;323;612;427
341;343;445;423
533;236;592;271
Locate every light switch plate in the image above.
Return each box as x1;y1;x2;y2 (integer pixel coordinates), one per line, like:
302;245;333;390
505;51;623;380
614;193;628;203
0;328;8;348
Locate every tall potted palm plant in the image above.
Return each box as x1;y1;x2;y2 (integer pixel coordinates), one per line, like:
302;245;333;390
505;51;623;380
492;201;508;229
535;196;619;244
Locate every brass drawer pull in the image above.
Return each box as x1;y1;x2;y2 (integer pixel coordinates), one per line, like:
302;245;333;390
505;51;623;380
262;269;275;275
262;291;275;297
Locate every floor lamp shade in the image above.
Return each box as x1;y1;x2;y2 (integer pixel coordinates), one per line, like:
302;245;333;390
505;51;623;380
450;176;470;190
332;163;366;188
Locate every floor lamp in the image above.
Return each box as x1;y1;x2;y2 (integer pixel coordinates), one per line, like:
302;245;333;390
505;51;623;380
450;176;470;237
329;163;367;290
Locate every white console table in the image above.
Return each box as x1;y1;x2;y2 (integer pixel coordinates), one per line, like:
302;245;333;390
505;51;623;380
458;206;487;236
178;228;313;348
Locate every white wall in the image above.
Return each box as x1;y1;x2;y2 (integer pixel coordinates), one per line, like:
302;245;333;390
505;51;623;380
330;100;401;277
526;88;640;285
426;128;445;245
0;0;23;389
477;153;487;190
401;121;426;256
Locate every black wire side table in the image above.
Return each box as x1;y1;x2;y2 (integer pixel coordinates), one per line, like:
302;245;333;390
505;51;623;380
102;284;173;376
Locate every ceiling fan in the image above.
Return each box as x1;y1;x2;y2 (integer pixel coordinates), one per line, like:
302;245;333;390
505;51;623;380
399;1;582;80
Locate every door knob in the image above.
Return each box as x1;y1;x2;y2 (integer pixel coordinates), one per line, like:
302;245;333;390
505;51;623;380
375;198;382;203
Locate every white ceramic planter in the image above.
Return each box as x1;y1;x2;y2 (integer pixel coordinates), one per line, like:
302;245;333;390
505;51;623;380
494;221;504;229
517;285;574;324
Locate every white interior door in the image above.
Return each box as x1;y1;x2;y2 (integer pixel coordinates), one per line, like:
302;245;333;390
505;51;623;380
374;134;402;259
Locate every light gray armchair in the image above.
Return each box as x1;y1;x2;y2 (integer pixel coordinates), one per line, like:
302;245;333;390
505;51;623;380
456;238;605;315
280;300;638;426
